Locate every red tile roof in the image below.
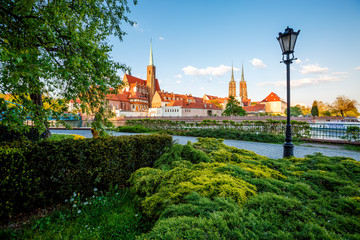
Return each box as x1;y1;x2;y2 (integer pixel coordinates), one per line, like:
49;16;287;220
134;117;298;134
129;92;148;100
204;94;218;100
167;100;221;110
124;74;161;92
262;92;282;102
125;74;146;85
242;99;251;106
243;104;265;112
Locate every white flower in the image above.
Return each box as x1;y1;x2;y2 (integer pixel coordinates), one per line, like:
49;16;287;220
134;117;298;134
73;192;77;197
77;210;81;214
85;225;88;228
65;199;68;203
73;204;77;208
84;202;89;205
92;195;95;198
93;188;98;192
70;198;74;202
135;214;138;217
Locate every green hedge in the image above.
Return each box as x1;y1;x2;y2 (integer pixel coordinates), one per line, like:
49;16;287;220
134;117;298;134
0;148;40;219
0;134;172;220
122;119;311;142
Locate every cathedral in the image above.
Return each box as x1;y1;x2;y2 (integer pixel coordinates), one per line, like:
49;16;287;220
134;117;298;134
228;64;249;106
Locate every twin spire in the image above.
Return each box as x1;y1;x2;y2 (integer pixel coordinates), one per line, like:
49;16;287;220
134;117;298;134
231;63;245;81
149;39;154;66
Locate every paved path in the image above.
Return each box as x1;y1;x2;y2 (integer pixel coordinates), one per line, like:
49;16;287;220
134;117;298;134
50;129;360;161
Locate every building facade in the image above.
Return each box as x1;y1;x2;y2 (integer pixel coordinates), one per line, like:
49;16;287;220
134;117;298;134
239;64;248;104
228;65;236;98
260;92;287;114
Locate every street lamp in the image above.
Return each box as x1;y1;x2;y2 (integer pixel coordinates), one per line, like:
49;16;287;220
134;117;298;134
277;26;300;158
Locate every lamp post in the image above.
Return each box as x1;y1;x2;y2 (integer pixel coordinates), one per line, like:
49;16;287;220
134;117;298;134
277;26;300;158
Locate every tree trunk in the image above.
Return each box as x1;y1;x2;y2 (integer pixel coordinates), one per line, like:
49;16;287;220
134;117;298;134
30;93;52;139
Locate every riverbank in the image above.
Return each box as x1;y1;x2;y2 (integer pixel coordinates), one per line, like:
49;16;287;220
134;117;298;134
50;129;360;161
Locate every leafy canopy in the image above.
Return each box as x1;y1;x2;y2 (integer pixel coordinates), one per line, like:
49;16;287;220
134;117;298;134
0;0;136;136
222;96;247;116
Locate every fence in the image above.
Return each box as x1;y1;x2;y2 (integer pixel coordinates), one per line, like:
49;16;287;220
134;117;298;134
310;123;360;142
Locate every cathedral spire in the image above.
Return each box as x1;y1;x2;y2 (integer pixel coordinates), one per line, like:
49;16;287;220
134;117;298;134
231;63;235;82
241;62;245;82
149;39;154;66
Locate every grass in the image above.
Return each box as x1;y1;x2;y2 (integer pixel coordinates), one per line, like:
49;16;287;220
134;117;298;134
1;188;152;240
344;145;360;152
48;134;85;141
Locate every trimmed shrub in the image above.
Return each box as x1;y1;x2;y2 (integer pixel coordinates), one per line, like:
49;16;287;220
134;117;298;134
0;134;172;220
0;147;40;219
115;125;150;133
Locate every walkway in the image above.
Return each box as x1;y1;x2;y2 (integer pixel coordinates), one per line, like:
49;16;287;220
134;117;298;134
50;129;360;161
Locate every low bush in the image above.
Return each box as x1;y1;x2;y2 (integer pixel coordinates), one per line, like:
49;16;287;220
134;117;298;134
0;134;172;220
131;137;360;239
115;125;150;133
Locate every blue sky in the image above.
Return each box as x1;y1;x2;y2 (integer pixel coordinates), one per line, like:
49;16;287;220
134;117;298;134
110;0;360;107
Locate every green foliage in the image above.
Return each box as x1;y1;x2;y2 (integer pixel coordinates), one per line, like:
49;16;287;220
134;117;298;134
285;106;303;116
311;100;319;116
183;128;287;143
343;126;360;141
222;96;247;116
0;134;172;220
0;147;40;219
124;118;311;143
115;124;150;133
7;188;152;239
130;138;360;239
0;0;136;136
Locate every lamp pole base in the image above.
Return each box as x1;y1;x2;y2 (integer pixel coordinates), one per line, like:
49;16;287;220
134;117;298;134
283;142;294;158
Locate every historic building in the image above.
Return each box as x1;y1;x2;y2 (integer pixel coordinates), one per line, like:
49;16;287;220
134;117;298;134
260;92;286;114
239;63;248;104
228;65;236;98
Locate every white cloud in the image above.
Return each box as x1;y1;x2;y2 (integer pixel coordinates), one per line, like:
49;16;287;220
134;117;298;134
257;75;346;88
300;64;328;74
176;80;182;84
175;74;182;79
182;65;239;77
354;66;360;71
249;58;266;68
159;37;164;40
331;72;348;75
295;59;301;64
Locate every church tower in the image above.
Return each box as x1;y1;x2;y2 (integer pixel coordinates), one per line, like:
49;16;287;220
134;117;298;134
239;63;248;101
228;64;236;98
147;41;156;107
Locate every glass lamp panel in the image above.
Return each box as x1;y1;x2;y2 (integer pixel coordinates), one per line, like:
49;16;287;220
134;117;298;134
278;38;285;53
282;34;291;52
290;33;298;52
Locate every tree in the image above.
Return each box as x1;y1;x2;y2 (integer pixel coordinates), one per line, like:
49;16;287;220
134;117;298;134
284;106;302;117
0;0;136;138
332;96;359;117
311;100;319;117
222;96;247;116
